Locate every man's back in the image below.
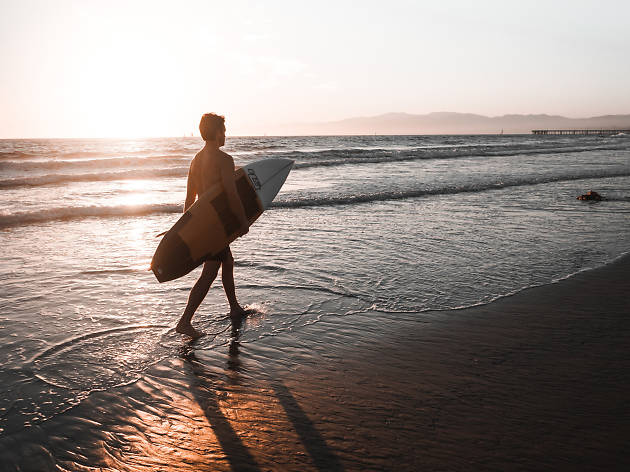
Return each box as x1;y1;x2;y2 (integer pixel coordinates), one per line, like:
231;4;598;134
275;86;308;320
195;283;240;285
189;147;224;196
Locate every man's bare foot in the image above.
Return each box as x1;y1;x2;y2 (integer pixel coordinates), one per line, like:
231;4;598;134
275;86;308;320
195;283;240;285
230;304;248;320
176;322;204;339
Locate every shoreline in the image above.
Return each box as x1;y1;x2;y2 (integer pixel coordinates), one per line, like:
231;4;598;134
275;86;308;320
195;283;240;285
442;249;630;315
271;253;630;470
2;254;629;471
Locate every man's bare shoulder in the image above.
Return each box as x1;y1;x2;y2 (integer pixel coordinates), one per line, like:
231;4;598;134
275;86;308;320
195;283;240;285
190;149;203;167
218;149;233;160
191;148;215;168
215;150;235;169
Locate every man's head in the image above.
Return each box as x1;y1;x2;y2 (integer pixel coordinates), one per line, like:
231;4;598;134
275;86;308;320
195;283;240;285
199;113;226;145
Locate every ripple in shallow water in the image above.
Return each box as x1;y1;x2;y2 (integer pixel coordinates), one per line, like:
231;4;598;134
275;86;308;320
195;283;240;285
29;325;173;391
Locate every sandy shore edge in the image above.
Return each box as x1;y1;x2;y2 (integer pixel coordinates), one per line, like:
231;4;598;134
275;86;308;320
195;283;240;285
3;255;628;471
278;254;630;470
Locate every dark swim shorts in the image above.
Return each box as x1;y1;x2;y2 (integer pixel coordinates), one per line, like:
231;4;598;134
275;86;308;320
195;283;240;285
204;246;231;262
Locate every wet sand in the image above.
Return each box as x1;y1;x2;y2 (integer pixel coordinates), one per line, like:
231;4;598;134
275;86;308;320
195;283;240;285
291;255;630;471
2;255;629;471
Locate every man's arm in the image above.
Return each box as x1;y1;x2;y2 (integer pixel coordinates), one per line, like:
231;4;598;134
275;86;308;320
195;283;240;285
184;162;197;212
219;153;249;236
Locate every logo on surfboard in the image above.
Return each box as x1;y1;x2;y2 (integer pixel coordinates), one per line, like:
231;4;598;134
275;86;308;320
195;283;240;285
247;169;262;190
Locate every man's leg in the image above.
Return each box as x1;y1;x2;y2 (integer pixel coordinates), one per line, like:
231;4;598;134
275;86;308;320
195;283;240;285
176;259;221;338
221;248;247;319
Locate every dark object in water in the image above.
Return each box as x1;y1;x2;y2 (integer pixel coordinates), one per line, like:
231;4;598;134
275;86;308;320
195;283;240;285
577;190;602;201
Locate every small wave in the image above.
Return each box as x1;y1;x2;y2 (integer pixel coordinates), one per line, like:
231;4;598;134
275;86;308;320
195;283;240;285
56;150;131;159
286;143;630;169
0;203;182;228
231;144;284;153
0;155;190;172
0;167;188;188
3;143;628;188
603;196;630;202
239;283;356;299
0;149;143;161
56;149;179;159
79;268;148;275
2;171;629;228
235;261;288;272
0;149;43;160
274;170;630;209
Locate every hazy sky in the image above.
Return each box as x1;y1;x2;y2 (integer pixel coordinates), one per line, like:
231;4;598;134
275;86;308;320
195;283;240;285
1;0;629;137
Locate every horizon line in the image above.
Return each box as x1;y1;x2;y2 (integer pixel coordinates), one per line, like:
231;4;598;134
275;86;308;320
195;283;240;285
0;132;538;140
3;111;629;140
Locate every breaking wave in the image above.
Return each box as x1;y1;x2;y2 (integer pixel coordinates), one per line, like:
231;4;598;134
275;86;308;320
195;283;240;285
0;155;190;172
2;141;628;189
0;167;189;188
274;170;630;208
3;170;628;228
289;143;630;169
0;203;182;228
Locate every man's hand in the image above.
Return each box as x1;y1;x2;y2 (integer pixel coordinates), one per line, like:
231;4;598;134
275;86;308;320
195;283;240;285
218;151;249;237
238;221;249;237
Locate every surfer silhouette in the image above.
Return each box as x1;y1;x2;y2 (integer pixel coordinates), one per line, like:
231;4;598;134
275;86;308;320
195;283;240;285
176;113;249;338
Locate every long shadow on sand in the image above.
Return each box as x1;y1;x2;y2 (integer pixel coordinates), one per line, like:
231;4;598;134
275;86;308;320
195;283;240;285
181;315;344;472
181;343;261;472
269;379;344;472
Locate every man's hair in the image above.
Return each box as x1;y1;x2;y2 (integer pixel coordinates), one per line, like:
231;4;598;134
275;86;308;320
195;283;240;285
199;113;225;141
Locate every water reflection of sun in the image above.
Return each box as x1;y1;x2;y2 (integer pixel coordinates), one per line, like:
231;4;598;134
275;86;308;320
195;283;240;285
110;180;158;265
127;218;151;260
116;180;154;207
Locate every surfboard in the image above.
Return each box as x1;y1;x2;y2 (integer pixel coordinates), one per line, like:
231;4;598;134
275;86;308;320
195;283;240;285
151;158;293;282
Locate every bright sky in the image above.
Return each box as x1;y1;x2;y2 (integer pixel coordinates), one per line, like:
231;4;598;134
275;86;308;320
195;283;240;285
1;0;629;138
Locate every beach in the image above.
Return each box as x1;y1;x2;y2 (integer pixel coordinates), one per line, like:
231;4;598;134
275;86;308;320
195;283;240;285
277;253;630;471
1;134;629;470
3;0;630;468
2;255;628;471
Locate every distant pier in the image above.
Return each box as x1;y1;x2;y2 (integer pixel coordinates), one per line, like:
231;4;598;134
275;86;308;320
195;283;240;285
532;129;629;136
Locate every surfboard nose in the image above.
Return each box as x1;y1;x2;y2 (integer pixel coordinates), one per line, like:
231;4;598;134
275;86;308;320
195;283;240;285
246;158;294;209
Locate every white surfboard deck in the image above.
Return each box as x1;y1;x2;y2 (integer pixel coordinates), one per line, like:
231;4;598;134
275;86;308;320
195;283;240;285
151;158;293;282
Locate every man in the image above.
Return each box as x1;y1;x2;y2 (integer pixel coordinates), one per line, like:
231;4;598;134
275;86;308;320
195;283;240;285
176;113;249;338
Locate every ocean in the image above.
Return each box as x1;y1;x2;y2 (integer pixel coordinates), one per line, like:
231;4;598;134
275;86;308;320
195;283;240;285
1;134;629;470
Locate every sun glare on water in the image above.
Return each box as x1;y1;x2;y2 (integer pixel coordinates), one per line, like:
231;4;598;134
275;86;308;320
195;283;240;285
116;180;155;206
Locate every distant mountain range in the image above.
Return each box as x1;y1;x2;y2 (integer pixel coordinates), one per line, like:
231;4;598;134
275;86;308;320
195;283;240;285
273;112;630;135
